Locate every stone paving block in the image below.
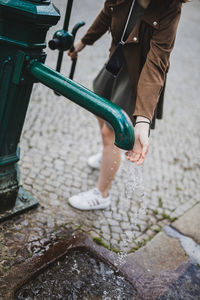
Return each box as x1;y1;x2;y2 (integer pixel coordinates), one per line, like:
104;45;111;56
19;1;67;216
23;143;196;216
107;219;119;226
172;203;200;245
111;226;122;234
110;238;118;247
44;185;55;193
112;233;120;241
121;222;131;230
92;221;100;229
101;226;110;234
49;199;60;206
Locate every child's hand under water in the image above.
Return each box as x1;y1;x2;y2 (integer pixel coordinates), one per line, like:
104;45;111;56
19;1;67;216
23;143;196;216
126;118;150;165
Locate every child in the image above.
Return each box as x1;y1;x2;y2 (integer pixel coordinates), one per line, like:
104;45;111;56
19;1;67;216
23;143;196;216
67;0;187;210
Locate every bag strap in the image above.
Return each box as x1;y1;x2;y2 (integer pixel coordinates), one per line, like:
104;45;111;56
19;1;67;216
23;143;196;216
120;0;136;44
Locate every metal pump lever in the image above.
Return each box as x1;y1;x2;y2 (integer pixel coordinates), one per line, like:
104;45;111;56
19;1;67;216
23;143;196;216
68;22;85;79
48;0;85;81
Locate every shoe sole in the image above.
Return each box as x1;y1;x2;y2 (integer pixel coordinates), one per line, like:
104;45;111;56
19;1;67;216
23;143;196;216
68;200;110;211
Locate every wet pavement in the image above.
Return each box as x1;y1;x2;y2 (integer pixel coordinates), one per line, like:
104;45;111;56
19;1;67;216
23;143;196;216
1;227;200;299
0;0;200;299
14;250;200;300
159;264;200;300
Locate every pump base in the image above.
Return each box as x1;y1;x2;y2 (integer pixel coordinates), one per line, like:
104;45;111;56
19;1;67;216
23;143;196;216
0;187;38;223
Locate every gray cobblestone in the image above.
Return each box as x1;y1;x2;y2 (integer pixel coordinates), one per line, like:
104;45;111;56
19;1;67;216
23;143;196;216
103;211;113;219
44;185;55;193
101;226;110;234
121;222;131;230
112;233;120;241
111;226;122;234
107;219;119;226
112;213;122;221
93;221;100;229
110;239;118;247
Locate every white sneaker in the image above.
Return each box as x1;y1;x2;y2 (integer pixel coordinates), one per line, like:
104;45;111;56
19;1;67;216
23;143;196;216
68;188;111;210
87;151;125;170
87;152;102;169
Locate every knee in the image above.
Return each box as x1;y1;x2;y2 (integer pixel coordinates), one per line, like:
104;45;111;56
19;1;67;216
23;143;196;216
101;124;114;146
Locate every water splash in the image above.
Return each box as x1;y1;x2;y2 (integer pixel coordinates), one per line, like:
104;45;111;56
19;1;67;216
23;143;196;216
128;159;146;215
113;157;148;262
124;159;147;212
71;258;80;274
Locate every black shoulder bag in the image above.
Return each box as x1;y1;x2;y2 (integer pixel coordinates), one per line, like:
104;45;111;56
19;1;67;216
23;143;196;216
105;0;136;77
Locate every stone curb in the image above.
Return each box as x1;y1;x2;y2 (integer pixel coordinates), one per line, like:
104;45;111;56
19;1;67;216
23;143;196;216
127;202;200;272
125;202;200;298
172;202;200;245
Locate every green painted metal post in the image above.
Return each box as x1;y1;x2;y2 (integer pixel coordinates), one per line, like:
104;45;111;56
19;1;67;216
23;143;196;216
0;0;60;219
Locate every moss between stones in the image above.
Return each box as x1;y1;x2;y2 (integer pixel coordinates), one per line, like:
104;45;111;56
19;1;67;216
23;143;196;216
176;186;182;191
153;227;162;233
161;213;177;222
75;225;82;230
158;197;163;208
93;237;121;254
128;234;154;254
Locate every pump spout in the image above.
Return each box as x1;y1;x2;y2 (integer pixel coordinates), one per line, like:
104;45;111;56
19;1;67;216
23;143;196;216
29;61;134;150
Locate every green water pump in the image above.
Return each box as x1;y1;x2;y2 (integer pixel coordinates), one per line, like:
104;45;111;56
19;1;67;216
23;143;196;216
0;0;60;219
0;0;134;221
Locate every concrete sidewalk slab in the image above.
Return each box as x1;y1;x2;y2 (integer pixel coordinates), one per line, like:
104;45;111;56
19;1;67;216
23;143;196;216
127;231;189;273
172;202;200;245
124;204;200;299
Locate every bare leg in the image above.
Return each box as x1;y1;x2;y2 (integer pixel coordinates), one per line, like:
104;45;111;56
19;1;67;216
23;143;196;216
96;116;104;130
97;123;121;197
68;118;121;210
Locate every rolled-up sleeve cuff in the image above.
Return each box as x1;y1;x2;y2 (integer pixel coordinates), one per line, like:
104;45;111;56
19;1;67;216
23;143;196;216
81;37;94;46
133;82;161;122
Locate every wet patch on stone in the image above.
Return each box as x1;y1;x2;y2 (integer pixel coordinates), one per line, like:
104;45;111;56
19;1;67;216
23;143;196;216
164;225;200;264
120;261;200;299
159;263;200;300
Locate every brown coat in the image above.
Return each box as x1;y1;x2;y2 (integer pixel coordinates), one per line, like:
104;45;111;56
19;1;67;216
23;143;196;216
81;0;182;123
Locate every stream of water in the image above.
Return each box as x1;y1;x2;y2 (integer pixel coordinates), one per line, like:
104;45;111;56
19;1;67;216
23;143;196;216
112;158;148;266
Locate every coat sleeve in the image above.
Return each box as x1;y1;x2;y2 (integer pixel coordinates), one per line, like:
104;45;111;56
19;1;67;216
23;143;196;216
133;2;182;122
81;1;112;45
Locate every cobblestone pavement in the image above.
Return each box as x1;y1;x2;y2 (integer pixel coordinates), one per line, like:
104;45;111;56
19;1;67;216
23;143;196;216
0;0;200;278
